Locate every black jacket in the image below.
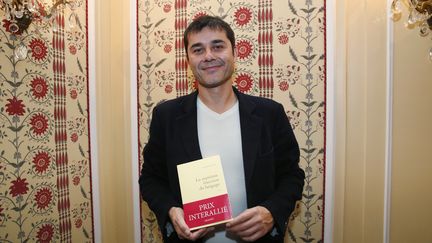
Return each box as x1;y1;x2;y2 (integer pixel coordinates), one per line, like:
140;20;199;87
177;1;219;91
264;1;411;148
139;88;305;242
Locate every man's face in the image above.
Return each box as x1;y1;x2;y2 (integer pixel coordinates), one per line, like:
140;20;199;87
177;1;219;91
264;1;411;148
186;27;236;89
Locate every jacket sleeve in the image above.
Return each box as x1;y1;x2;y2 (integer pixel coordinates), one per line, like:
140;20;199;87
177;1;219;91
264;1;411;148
259;103;305;236
139;105;182;234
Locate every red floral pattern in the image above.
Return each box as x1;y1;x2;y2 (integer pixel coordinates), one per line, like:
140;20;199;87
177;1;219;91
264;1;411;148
33;151;51;174
29;38;48;61
71;133;78;142
34;188;53;210
163;44;172;53
36;224;54;243
9;177;29;197
5;96;26;116
193;12;207;21
70;89;78;99
2;19;23;35
73;176;80;186
164;84;173;94
30;113;49;136
235;73;253;93
234;7;252;26
75;218;83;228
278;33;289;45
34;1;48;18
236;40;253;60
279;81;289;91
30;77;49;100
0;1;92;241
69;45;77;55
163;4;172;12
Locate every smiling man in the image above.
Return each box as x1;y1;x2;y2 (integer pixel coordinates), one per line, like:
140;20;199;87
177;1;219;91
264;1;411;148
139;15;305;243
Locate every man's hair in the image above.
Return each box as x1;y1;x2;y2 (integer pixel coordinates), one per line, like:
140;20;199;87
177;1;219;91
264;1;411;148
183;15;236;56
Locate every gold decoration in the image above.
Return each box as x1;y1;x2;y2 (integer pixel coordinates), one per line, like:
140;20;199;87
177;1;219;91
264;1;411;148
391;0;432;60
0;0;76;33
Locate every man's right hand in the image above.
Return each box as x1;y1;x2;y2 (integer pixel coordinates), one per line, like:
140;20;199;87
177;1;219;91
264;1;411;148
168;207;214;241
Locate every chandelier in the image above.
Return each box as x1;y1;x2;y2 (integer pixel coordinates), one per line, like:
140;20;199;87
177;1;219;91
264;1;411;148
0;0;76;34
391;0;432;60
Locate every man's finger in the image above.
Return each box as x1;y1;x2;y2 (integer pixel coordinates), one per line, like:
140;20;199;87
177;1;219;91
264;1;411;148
226;208;254;227
242;230;263;242
168;207;193;239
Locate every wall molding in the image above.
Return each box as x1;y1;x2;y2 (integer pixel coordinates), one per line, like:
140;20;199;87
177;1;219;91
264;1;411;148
88;0;101;241
130;0;141;242
384;0;394;242
324;0;336;242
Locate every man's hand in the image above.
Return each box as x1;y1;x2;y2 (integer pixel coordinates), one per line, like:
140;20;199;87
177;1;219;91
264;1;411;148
168;207;214;241
226;206;274;242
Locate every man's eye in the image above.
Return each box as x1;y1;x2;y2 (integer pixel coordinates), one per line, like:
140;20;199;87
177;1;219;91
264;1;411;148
192;48;203;54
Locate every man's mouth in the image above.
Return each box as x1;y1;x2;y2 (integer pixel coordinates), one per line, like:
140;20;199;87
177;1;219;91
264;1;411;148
202;65;221;71
200;60;224;71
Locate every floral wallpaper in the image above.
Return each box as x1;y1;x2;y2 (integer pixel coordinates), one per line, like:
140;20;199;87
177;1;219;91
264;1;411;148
137;0;326;242
0;1;94;242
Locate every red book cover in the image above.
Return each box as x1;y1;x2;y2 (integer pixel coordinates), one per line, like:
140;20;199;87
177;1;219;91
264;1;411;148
177;155;233;230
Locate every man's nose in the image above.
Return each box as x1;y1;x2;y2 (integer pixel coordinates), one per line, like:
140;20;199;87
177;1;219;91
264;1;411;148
203;48;215;61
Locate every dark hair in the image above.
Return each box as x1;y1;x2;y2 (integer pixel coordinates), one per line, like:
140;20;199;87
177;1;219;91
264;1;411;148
183;15;236;56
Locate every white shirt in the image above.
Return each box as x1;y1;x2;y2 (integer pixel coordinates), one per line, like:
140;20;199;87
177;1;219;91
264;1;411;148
197;97;247;243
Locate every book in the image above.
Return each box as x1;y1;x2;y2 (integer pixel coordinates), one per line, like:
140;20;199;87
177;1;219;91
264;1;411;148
177;155;233;230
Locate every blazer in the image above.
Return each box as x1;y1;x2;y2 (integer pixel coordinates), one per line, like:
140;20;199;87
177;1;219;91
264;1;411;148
139;87;305;242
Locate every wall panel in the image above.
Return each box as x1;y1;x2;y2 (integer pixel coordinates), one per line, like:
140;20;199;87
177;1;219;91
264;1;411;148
390;6;432;242
137;0;326;242
0;1;95;242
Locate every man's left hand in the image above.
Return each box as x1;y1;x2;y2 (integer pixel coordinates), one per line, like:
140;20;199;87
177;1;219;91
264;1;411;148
226;206;274;242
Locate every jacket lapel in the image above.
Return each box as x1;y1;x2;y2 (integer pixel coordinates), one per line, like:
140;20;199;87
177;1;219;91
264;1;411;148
175;91;202;161
236;90;262;185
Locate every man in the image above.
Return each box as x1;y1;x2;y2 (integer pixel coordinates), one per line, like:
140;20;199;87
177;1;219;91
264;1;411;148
139;15;305;242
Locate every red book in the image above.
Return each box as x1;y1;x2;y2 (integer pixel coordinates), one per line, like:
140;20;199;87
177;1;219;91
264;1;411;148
177;155;233;230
